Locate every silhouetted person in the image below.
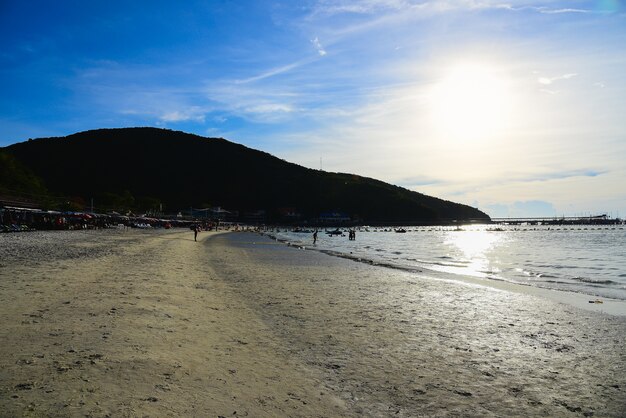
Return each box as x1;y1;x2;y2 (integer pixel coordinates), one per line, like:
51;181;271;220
313;230;318;244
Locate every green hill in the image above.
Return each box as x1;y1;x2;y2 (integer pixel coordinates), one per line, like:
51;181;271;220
2;127;489;224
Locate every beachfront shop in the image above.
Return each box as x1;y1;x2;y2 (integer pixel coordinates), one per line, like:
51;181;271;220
0;206;114;232
0;205;208;232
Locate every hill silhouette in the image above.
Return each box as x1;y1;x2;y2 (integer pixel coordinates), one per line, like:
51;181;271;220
2;128;489;224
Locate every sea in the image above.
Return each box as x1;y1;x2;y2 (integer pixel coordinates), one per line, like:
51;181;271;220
268;224;626;301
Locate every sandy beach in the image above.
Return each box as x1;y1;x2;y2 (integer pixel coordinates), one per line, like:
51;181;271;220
1;229;625;417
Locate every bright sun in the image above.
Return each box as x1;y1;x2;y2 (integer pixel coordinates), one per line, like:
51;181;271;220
429;62;512;143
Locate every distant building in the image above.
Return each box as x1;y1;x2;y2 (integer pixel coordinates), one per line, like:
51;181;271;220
209;207;229;220
277;207;302;221
318;211;351;223
209;207;239;222
243;209;266;224
188;206;239;222
0;195;41;210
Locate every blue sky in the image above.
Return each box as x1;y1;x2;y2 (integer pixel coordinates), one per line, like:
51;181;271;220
1;0;625;217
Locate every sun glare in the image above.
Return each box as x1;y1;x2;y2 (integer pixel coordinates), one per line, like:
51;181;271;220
444;229;504;278
429;62;512;144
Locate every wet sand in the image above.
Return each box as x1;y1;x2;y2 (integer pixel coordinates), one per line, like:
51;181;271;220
1;229;625;417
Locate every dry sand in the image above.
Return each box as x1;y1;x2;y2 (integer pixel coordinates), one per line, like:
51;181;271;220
1;229;625;417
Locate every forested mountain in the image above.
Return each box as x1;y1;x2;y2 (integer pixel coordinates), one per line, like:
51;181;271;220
2;128;490;224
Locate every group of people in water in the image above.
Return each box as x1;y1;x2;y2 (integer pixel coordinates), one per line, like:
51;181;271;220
312;228;356;244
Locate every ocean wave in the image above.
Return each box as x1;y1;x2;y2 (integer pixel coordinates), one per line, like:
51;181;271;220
430;260;469;268
571;277;616;285
517;269;558;279
541;279;577;285
316;249;423;274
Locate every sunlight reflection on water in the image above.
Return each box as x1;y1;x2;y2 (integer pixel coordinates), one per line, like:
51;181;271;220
441;230;505;278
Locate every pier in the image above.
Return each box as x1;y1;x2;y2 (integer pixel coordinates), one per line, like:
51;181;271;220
491;214;623;226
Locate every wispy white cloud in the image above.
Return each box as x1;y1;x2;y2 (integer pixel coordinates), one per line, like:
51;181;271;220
311;0;592;17
516;169;607;183
302;1;596;55
159;107;206;123
310;0;519;16
395;175;444;187
235;39;328;85
538;72;578;85
70;55;307;126
536;7;589;14
235;59;311;84
311;0;413;16
244;103;294;114
311;37;327;56
202;81;301;123
497;4;592;14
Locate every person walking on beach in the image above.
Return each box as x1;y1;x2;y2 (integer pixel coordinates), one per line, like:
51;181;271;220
313;230;318;244
193;224;199;241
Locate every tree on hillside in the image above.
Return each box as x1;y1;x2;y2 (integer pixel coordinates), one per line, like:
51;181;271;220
0;150;49;205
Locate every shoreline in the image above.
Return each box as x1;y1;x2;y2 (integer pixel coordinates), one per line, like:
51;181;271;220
264;232;626;317
425;269;626;317
2;229;625;416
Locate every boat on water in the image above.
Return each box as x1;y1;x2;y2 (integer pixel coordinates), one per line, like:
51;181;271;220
395;228;407;233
